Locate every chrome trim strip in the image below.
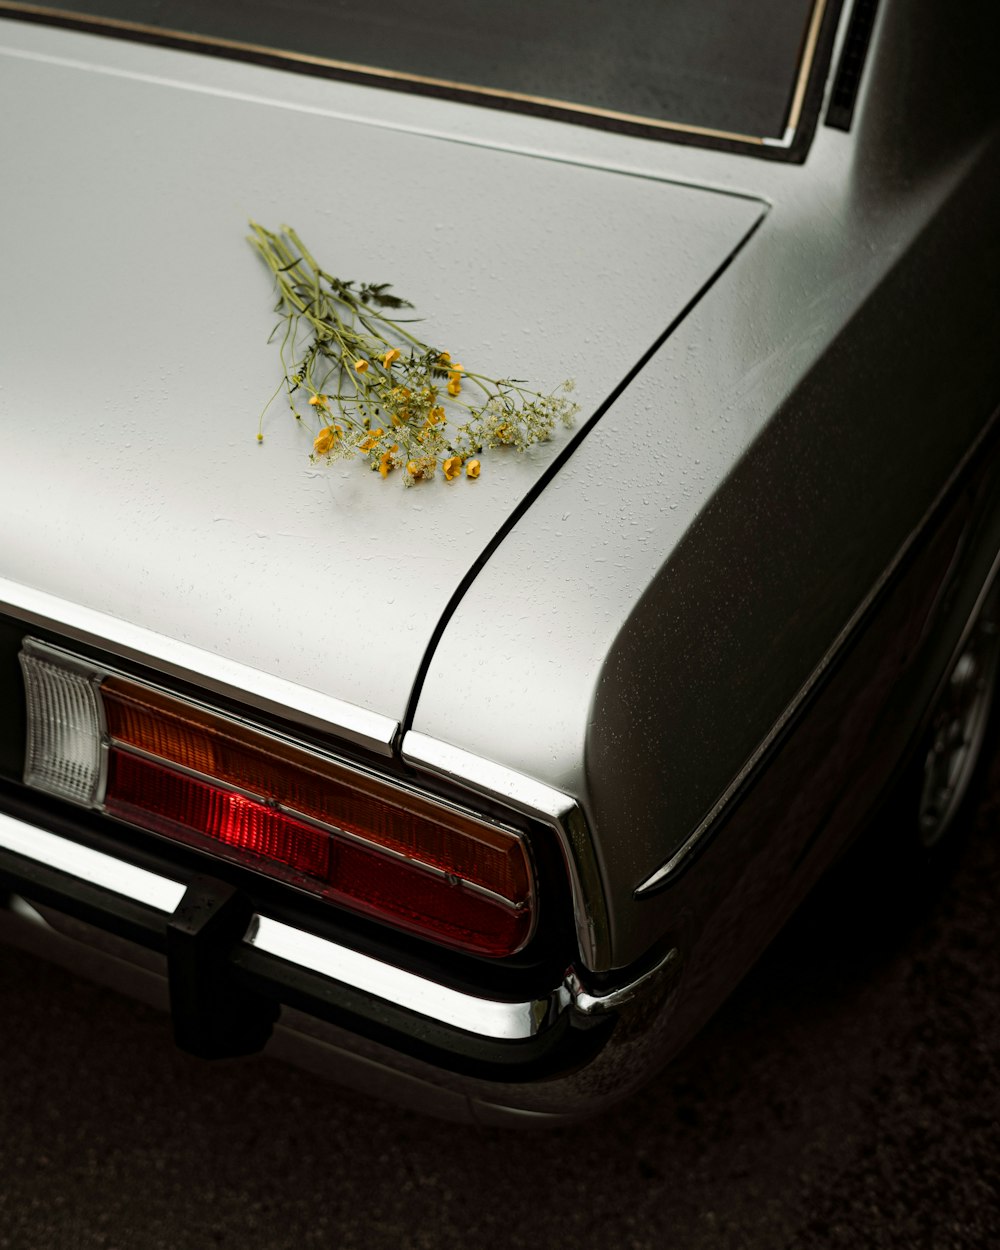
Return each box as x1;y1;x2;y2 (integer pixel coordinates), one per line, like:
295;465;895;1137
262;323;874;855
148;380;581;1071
783;0;830;137
8;894;49;925
566;947;680;1015
636;406;1000;896
247;917;555;1040
0;577;398;756
0;810;187;912
401;732;611;973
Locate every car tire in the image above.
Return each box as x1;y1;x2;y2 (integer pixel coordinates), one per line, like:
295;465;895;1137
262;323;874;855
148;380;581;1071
904;573;1000;858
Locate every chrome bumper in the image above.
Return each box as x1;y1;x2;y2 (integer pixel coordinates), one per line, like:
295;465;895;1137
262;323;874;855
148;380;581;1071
0;810;675;1058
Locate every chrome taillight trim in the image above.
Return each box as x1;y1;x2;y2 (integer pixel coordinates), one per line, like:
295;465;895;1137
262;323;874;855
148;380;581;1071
401;731;611;973
0;810;557;1040
1;577;398;756
21;636;530;850
19;637;539;953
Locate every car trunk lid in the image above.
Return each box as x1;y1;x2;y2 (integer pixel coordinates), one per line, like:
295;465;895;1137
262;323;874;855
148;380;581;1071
0;23;764;739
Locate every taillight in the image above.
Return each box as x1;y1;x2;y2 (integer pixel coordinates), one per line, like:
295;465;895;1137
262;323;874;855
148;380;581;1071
19;640;535;957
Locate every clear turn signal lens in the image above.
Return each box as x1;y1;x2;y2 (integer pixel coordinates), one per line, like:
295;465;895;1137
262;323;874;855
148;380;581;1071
20;649;104;806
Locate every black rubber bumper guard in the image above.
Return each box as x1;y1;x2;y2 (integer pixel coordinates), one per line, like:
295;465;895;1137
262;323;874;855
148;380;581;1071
167;876;278;1060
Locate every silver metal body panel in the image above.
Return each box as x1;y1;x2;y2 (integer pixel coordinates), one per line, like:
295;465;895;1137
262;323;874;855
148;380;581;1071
0;19;761;729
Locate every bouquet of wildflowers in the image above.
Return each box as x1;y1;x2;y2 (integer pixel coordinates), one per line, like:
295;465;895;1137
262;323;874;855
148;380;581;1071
249;223;577;483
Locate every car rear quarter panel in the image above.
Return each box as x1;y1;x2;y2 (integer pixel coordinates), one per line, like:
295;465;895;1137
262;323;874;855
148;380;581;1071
410;0;1000;971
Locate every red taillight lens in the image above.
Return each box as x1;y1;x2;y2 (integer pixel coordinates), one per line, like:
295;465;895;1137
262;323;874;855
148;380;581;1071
100;679;528;902
105;750;530;956
20;642;536;959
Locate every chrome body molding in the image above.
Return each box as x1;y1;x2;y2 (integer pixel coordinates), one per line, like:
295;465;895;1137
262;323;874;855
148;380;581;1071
0;810;187;913
245;917;555;1040
401;731;610;973
564;947;680;1015
1;577;398;757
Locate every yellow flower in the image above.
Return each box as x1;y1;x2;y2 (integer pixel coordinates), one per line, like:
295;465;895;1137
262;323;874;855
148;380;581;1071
354;359;369;373
442;455;463;482
382;348;400;368
466;459;481;479
437;351;451;364
308;394;328;408
407;457;436;480
378;444;400;478
313;425;341;456
256;432;264;443
427;406;445;426
445;364;464;396
358;427;384;452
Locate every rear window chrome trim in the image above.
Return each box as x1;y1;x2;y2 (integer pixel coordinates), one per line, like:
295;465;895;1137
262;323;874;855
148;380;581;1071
0;0;834;154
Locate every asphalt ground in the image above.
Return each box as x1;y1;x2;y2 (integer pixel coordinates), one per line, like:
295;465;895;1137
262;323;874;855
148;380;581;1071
0;762;998;1248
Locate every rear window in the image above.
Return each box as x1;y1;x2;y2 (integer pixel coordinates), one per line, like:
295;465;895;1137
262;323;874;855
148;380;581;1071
2;0;836;152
